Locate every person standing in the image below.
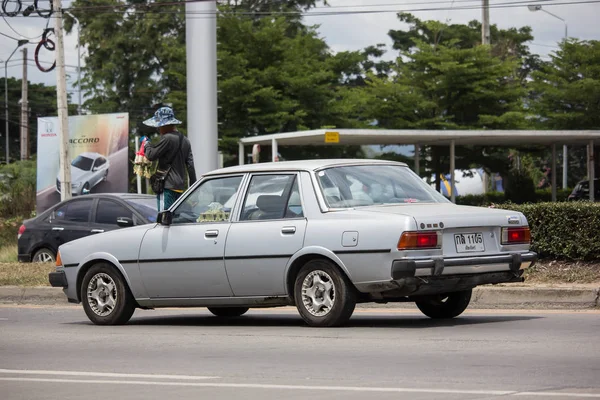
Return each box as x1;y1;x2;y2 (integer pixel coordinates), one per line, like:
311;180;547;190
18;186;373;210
141;106;197;211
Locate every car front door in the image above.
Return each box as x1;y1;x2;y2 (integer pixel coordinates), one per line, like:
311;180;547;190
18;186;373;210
225;173;307;296
138;175;245;299
92;198;135;233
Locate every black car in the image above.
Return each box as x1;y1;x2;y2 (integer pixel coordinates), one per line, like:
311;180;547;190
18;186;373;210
568;179;600;201
18;193;158;263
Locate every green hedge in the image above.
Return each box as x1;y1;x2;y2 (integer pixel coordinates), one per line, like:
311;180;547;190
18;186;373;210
495;202;600;261
0;160;36;219
456;189;572;206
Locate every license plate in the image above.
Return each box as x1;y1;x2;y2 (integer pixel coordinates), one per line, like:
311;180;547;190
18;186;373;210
454;232;485;253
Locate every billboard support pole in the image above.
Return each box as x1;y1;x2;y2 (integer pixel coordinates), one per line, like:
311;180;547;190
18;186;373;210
54;0;72;201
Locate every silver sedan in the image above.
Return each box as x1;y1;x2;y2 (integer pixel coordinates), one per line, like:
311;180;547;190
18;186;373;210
49;159;537;327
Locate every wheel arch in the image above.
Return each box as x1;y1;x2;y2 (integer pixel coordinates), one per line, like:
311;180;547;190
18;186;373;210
284;246;354;300
30;244;57;261
75;254;136;303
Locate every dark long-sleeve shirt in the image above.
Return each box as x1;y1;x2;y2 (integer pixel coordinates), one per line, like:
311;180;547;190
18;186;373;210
144;131;197;192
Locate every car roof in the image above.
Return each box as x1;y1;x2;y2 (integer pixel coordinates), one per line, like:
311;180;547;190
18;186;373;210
77;152;103;158
204;159;408;176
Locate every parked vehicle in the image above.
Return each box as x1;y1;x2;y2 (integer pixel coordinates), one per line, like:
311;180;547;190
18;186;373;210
49;160;536;327
19;193;157;263
56;152;110;196
567;178;600;201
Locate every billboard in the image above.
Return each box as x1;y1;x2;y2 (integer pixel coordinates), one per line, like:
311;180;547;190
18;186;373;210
36;113;129;213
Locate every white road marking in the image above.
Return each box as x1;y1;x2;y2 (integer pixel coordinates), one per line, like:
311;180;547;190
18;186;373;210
0;377;599;397
0;369;219;380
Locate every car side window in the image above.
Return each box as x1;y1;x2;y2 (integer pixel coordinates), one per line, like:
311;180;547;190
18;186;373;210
171;176;243;224
241;174;302;221
96;200;133;225
48;199;94;223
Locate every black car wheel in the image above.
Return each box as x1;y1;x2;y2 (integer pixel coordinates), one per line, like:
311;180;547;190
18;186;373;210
294;259;356;327
32;248;55;263
207;307;249;317
415;289;472;319
103;170;109;182
81;263;136;325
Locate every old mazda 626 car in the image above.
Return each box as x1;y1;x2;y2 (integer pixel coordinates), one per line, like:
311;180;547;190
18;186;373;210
49;159;537;327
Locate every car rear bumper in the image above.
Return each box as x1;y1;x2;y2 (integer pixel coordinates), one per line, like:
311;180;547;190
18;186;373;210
49;271;68;288
391;252;537;280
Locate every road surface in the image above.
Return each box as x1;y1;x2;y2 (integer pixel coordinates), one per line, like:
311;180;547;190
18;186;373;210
1;306;599;400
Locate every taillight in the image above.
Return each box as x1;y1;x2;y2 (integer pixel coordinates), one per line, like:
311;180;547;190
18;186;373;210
501;227;531;245
398;231;441;250
18;224;26;239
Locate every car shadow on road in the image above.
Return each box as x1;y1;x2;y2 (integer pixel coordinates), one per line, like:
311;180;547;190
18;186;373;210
107;312;542;329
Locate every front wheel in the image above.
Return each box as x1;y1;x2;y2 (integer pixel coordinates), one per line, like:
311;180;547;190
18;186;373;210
81;264;136;325
415;289;472;319
207;307;249;317
294;259;356;327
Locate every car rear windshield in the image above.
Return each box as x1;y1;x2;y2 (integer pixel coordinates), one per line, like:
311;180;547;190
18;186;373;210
125;197;158;222
71;155;94;171
316;164;450;208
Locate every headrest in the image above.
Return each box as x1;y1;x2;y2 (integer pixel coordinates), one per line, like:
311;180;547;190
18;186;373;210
256;195;284;213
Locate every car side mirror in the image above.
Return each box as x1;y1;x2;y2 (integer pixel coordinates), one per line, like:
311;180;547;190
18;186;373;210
116;217;134;227
157;210;172;226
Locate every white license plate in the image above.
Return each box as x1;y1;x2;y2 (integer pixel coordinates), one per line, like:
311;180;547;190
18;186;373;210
454;232;485;253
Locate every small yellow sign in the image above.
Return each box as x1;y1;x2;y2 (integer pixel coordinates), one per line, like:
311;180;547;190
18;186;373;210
325;131;340;143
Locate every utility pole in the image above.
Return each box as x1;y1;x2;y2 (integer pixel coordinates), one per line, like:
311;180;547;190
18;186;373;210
54;0;72;201
482;0;491;45
20;48;28;160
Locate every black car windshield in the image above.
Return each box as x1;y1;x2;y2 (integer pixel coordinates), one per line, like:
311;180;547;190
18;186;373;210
71;155;94;171
316;164;450;208
125;198;158;222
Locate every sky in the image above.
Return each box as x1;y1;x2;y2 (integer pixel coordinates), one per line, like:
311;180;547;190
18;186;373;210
0;0;599;111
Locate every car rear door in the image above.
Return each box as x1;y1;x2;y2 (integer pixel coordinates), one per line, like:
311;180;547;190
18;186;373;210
224;173;307;296
47;198;95;246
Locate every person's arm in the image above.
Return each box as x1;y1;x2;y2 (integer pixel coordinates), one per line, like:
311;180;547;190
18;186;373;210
144;136;170;162
186;148;197;185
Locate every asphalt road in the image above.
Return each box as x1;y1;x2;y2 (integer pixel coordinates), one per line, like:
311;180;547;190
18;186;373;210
36;147;130;213
1;306;599;400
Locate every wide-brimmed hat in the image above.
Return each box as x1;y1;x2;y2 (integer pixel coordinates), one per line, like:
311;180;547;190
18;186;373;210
142;106;182;127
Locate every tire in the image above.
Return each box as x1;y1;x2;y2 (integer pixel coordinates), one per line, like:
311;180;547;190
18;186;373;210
103;170;109;182
294;259;356;327
80;263;136;325
81;182;90;195
415;289;472;319
207;307;249;317
32;248;55;263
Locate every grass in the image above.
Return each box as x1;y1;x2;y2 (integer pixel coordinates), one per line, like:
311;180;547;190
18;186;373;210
0;262;56;286
523;260;600;284
0;244;18;263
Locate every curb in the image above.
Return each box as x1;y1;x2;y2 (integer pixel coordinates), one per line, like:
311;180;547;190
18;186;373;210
0;285;598;309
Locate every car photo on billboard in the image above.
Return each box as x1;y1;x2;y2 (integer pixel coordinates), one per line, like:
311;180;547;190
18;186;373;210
56;152;110;196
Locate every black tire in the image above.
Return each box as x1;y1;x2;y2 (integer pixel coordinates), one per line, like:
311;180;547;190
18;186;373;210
294;259;356;327
207;307;249;317
32;248;55;263
80;263;136;325
415;289;472;319
103;170;109;181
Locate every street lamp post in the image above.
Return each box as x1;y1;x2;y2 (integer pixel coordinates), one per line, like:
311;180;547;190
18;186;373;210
4;39;29;164
528;4;569;189
65;11;82;115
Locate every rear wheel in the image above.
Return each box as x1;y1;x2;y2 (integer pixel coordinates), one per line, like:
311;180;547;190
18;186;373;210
294;259;356;327
415;289;472;319
81;263;135;325
32;248;55;263
207;307;249;317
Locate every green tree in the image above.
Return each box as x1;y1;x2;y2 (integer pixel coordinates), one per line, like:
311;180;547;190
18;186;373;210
0;78;71;161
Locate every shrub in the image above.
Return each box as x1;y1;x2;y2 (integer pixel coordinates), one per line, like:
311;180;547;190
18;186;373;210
0;160;36;218
504;169;536;204
456;189;573;206
495;202;600;261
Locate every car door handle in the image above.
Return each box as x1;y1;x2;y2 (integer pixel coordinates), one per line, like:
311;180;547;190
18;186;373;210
52;227;64;231
205;230;219;238
281;226;296;234
90;229;104;234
